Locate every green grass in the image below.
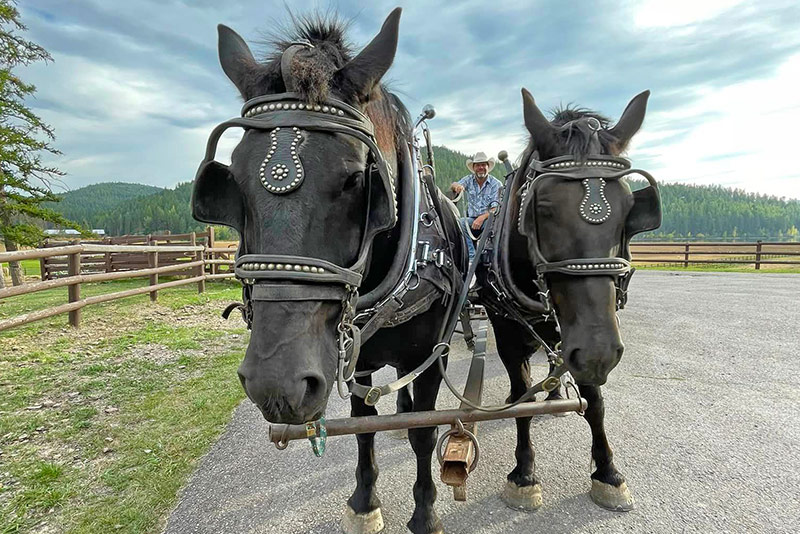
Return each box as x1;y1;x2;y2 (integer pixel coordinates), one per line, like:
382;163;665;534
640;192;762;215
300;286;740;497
0;280;249;533
636;263;800;274
0;259;40;277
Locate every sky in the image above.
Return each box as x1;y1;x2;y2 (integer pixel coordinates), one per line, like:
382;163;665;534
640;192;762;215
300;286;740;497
15;0;800;199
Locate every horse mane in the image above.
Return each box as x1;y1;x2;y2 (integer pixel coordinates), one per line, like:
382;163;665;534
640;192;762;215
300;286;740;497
238;12;410;158
521;105;621;164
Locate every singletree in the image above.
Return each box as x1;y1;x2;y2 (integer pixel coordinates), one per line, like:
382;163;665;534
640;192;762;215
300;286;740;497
0;0;84;287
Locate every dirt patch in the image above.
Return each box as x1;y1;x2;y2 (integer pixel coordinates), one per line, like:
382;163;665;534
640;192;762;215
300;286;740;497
128;344;178;365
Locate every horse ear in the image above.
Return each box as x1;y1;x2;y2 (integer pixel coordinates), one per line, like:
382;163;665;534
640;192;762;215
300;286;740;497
521;88;556;153
217;24;256;98
336;8;402;102
609;90;650;152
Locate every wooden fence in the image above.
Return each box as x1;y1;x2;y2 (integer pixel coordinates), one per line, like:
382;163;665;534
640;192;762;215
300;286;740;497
629;241;800;269
0;241;236;333
38;227;232;280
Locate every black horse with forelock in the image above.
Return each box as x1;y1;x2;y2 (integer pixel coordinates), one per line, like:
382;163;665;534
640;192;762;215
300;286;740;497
477;87;661;512
192;9;466;534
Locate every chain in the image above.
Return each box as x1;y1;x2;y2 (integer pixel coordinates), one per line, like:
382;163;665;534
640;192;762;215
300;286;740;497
336;286;360;399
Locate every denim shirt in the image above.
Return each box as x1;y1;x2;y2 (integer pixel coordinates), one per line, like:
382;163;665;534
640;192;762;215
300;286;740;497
457;174;502;218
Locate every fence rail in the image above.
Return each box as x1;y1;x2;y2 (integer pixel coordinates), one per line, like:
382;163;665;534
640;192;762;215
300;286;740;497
0;239;235;333
629;241;800;269
3;239;797;333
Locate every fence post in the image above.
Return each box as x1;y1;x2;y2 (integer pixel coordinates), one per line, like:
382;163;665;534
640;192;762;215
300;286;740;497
148;239;159;302
683;243;690;268
68;241;82;327
207;226;216;276
104;236;112;273
755;240;763;270
191;231;205;293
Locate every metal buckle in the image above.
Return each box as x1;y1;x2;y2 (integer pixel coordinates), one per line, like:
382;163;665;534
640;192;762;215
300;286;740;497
542;376;561;392
364;387;382;406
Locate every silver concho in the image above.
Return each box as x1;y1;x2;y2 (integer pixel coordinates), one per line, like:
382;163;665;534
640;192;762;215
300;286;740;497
579;178;611;224
259;127;304;194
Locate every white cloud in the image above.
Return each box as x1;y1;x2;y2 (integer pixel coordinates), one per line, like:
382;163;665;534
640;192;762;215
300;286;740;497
633;0;747;28
630;52;800;198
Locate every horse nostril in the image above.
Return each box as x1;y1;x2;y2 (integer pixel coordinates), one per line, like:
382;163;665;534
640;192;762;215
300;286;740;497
300;374;325;406
566;347;585;372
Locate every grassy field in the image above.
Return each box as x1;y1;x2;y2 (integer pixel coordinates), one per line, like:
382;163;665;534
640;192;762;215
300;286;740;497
0;280;249;533
0;260;41;279
630;242;800;272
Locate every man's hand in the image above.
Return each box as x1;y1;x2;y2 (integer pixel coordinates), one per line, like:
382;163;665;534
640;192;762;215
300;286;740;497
471;214;487;230
450;183;465;194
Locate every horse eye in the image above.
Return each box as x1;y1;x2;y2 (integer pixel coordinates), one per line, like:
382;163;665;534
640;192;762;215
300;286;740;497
344;170;364;190
537;204;555;219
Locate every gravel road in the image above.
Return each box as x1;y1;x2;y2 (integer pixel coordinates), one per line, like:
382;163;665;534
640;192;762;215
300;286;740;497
163;271;800;534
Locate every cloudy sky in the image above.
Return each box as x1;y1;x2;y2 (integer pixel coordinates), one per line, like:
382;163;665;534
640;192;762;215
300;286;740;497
16;0;800;198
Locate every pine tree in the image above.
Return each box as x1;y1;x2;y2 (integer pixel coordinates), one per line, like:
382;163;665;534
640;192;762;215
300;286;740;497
0;0;85;286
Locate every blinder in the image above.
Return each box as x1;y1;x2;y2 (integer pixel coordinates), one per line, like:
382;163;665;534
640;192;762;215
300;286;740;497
192;160;245;233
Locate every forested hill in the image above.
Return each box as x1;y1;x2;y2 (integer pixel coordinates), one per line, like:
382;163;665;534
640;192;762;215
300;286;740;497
431;145;800;240
44;182;163;228
95;182;216;237
45;146;800;240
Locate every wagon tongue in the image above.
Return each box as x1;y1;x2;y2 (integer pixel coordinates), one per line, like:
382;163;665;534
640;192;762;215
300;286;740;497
305;416;328;457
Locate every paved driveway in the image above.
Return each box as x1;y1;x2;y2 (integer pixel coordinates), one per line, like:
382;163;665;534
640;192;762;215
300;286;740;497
164;271;800;534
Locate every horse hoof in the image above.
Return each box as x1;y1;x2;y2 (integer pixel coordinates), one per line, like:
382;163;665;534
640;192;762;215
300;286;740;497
590;480;635;512
501;480;542;511
387;428;408;440
341;506;384;534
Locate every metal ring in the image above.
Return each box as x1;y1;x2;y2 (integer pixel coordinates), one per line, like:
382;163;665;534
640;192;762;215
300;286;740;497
564;381;585;415
432;341;451;358
435;427;481;472
407;272;421;290
420;212;434;227
586;117;601;131
274;426;290;450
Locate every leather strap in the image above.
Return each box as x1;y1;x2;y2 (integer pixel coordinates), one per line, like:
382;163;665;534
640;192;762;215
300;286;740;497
250;284;346;302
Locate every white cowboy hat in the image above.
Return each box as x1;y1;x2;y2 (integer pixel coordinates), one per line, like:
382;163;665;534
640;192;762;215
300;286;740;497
466;151;496;173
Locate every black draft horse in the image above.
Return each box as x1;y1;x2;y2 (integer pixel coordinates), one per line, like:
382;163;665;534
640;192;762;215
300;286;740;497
192;9;465;534
479;87;655;512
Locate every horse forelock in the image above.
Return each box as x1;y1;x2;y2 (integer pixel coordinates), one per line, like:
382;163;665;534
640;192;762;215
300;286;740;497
537;106;620;159
241;13;409;162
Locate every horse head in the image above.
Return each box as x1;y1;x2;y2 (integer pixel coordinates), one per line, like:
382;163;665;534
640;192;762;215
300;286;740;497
516;88;660;385
192;9;406;424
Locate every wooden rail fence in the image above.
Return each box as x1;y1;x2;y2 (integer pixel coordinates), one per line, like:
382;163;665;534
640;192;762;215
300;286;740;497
0;240;236;333
37;227;233;280
3;239;797;333
629;241;800;269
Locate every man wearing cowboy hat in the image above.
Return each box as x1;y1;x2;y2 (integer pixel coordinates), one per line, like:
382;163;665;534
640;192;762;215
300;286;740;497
451;151;502;261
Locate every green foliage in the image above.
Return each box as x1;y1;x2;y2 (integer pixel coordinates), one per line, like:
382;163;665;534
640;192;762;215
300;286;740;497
0;0;87;247
42;182;163;229
93;182;239;239
628;179;800;240
37;144;800;242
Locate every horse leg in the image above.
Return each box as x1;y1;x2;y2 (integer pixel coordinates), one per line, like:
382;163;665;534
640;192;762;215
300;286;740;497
492;317;543;511
342;375;385;534
406;366;444;534
388;374;412;440
580;384;635;512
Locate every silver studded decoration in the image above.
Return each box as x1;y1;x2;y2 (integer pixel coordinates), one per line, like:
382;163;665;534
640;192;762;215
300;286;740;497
579;177;611;224
259;127;305;194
